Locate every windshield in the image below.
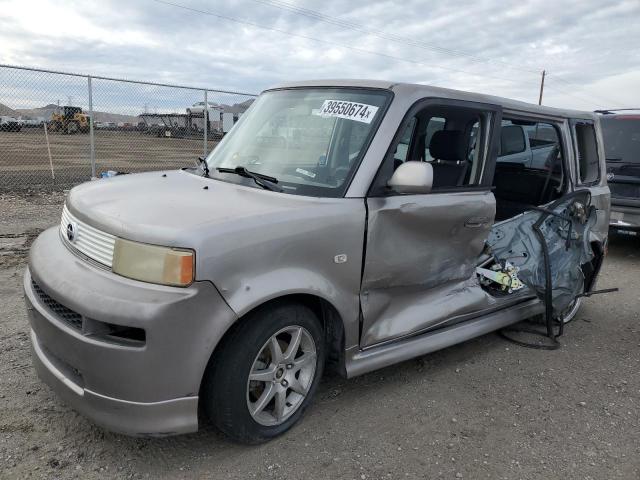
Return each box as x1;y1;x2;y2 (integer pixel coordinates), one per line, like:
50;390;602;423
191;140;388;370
205;88;390;196
601;116;640;164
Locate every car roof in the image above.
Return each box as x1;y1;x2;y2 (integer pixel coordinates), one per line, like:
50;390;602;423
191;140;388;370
596;109;640;120
267;79;596;121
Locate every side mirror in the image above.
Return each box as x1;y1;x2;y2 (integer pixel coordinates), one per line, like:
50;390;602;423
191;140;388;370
387;161;433;194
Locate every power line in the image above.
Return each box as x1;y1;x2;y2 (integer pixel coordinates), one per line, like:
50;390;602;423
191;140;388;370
153;0;618;106
541;81;614;110
253;0;629;110
544;74;626;108
152;0;620;110
252;0;543;76
150;0;541;88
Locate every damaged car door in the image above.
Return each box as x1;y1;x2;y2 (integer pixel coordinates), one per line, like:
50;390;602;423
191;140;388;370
485;191;598;316
360;99;502;347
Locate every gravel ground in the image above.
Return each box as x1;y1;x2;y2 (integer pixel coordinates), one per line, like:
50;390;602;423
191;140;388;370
1;192;639;480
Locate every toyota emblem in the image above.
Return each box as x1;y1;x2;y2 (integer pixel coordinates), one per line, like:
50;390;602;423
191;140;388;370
66;222;78;242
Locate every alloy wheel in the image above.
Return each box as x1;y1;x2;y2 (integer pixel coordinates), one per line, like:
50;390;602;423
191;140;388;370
246;325;317;426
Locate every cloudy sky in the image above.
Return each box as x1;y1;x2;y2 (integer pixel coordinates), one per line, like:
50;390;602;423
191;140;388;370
1;0;639;111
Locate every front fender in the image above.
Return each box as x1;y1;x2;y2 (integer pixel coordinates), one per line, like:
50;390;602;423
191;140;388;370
197;199;366;350
217;267;361;349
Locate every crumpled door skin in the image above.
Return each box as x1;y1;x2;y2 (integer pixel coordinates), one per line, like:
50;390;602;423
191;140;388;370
486;191;596;316
360;192;496;346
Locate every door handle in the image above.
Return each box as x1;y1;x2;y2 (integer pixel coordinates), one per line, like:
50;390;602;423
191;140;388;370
464;216;489;228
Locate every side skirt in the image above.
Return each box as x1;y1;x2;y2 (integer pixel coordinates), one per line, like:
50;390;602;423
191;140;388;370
344;298;543;378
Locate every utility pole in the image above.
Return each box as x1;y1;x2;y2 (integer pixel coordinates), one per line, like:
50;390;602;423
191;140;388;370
538;70;546;105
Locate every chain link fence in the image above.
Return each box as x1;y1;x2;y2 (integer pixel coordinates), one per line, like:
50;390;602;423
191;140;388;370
0;65;257;192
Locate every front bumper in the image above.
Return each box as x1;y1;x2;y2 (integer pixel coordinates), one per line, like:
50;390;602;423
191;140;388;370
24;227;238;436
610;203;640;231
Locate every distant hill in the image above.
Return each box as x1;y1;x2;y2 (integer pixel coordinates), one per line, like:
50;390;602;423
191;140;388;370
0;103;19;116
0;98;254;122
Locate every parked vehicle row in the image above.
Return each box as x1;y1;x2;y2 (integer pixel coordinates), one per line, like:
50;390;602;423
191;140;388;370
0;115;22;131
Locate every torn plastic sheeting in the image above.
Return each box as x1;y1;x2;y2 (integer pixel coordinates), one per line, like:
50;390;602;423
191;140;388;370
486;191;596;316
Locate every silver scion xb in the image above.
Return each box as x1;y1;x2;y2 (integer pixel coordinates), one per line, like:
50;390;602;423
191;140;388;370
24;80;610;443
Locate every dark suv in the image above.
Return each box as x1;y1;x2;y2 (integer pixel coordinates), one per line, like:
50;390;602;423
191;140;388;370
597;109;640;231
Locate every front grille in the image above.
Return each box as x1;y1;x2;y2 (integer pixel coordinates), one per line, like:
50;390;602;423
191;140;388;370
31;279;83;331
60;204;116;267
30;279;146;347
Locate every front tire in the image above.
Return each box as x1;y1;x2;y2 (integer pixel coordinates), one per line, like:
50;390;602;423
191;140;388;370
202;302;324;444
66;121;79;134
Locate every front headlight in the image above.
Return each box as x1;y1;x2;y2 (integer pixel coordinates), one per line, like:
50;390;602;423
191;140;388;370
112;238;195;287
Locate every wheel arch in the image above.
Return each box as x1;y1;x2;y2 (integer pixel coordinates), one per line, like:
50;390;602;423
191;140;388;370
199;293;346;401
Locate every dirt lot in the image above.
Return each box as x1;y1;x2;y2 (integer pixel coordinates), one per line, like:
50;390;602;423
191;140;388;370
1;191;639;480
0;129;217;191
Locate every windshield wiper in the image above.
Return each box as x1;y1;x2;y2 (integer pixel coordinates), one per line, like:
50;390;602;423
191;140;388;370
197;156;210;177
606;157;623;162
216;166;283;192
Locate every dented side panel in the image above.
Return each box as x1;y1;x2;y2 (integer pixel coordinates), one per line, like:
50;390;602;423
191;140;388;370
360;190;496;347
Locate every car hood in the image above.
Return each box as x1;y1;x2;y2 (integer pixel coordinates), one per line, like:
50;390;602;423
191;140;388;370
67;169;329;248
66;169;365;295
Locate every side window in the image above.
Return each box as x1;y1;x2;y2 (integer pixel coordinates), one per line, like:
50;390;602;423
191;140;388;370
525;123;561;171
574;122;600;184
371;103;494;195
421;112;485;190
394;117;416;163
492;118;567;220
498;119;562;171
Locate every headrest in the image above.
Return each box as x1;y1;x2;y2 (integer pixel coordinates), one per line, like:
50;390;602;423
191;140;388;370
429;130;466;161
500;125;525;156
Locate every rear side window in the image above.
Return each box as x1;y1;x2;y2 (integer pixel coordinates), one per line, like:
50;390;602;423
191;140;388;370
498;119;562;171
574;122;600;184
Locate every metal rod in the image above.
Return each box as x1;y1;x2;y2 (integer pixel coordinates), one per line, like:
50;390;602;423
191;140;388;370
43;122;55;180
88;76;96;179
203;90;208;158
0;63;258;97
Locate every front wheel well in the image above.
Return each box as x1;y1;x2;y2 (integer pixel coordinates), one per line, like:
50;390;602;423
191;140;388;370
203;294;346;390
248;294;345;376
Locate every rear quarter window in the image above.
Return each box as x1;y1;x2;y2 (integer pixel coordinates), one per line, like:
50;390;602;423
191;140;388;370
573;122;600;184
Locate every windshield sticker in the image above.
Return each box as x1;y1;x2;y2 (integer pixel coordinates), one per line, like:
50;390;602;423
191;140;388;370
315;100;379;124
295;167;316;179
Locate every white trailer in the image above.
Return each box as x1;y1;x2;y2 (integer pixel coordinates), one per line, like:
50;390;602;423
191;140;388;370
222;112;235;133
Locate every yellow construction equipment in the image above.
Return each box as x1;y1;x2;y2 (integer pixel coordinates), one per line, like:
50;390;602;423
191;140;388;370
48;106;90;134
